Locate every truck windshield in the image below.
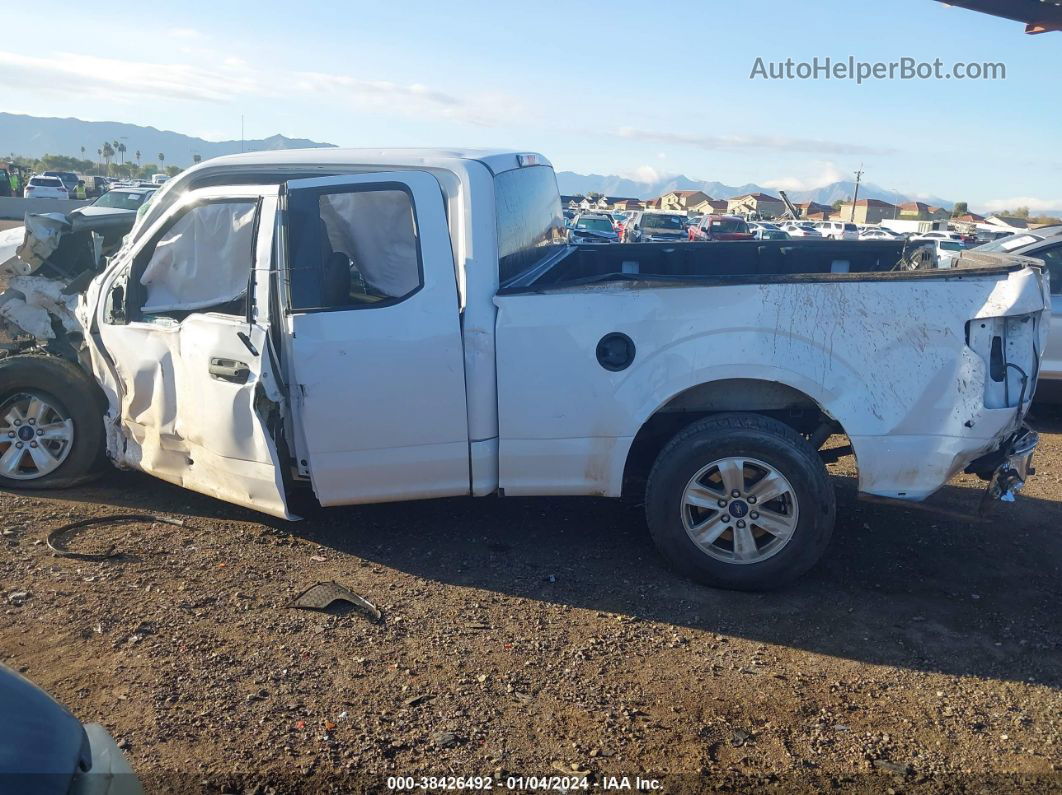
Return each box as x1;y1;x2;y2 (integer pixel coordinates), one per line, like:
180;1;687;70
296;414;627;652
711;219;747;232
643;214;684;230
93;190;153;210
575;218;613;232
496;165;566;284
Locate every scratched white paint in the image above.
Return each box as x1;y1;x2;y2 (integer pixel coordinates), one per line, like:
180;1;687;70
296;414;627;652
495;267;1047;499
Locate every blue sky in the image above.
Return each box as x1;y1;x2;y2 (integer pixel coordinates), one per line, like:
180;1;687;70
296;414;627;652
0;0;1058;210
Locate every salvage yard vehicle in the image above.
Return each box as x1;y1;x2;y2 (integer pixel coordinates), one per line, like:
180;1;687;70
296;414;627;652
814;220;860;241
0;149;1049;590
568;212;619;244
23;175;69;199
624;211;688;243
688;214;754;241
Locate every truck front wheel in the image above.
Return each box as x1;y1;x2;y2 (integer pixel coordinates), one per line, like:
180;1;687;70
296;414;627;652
0;355;106;489
645;413;835;590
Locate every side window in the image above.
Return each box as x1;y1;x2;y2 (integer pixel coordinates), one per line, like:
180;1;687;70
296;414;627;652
1036;245;1062;295
137;200;258;317
287;187;422;311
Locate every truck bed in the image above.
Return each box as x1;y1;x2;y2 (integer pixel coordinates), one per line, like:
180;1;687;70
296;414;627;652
500;239;1025;292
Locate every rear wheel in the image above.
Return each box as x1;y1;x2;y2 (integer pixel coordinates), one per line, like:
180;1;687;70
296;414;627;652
0;355;106;489
645;413;835;590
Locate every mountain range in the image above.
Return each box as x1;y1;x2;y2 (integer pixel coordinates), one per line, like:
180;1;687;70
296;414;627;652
0;113;334;166
556;171;954;210
1;113;956;208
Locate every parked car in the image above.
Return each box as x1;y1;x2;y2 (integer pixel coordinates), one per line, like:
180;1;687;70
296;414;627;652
0;663;143;794
68;186;159;254
859;227;901;240
689;215;753;241
81;175;111;198
748;222;790;241
150;173;169;185
23;175;69;199
42;170;80;192
625;211;688;242
73;186;157;215
568;212;619;244
0;148;1048;591
911;237;966;268
813;220;860;240
971;228;1062;402
917;230;963;241
779;222;822;238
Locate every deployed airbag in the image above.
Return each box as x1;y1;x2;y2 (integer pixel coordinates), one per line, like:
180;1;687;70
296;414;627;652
318;190;420;299
140;202;256;313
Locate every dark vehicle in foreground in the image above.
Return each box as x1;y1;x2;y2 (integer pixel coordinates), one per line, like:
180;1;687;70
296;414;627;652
689;214;754;241
0;663;143;794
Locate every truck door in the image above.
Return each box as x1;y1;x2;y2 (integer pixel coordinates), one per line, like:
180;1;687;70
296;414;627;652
94;186;291;517
280;172;470;505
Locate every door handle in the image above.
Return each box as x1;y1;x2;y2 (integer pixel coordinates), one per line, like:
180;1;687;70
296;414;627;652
209;357;250;384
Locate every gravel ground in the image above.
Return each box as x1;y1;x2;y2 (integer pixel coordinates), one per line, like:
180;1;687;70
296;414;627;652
2;409;1061;793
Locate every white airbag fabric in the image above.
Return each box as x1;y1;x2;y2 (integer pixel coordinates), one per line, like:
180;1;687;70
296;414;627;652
140;202;256;312
318;191;420;299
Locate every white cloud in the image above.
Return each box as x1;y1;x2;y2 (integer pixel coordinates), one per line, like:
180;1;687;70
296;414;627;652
982;197;1062;213
620;165;669;184
616;127;896;157
167;27;204;39
292;72;523;127
762;162;847;191
0;51;260;103
0;49;524;126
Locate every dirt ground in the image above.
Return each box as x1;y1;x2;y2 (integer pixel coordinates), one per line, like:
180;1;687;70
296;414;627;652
0;219;23;231
2;409;1061;793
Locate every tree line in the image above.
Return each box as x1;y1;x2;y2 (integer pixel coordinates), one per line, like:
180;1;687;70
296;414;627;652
4;147;196;180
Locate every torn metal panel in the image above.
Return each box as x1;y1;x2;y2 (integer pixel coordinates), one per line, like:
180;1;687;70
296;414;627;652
0;212;115;344
0;274;82;339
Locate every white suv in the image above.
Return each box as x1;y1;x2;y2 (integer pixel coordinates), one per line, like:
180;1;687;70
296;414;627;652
815;220;860;240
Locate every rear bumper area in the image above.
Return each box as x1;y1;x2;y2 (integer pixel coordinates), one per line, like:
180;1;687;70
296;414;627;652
964;425;1038;502
850;419;1035;501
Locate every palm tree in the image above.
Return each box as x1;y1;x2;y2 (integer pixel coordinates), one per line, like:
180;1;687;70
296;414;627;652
135;150;141;165
97;148;103;173
102;142;115;175
117;142;127;165
192;154;202;164
158;153;165;168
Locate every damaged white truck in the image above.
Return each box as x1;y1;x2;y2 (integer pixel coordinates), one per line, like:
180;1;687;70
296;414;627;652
0;149;1049;589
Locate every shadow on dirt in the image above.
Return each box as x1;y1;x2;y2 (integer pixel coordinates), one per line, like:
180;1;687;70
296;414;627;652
9;451;1061;688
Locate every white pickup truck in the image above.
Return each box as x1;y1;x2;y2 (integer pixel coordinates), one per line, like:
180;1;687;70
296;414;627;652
0;149;1049;589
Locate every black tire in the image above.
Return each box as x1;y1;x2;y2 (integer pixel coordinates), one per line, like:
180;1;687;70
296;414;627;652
0;355;107;489
645;413;835;591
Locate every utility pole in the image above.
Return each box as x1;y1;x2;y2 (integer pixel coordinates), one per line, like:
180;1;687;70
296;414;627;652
850;164;864;222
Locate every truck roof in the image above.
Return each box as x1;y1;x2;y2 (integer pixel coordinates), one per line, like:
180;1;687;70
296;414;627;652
197;147;552;176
